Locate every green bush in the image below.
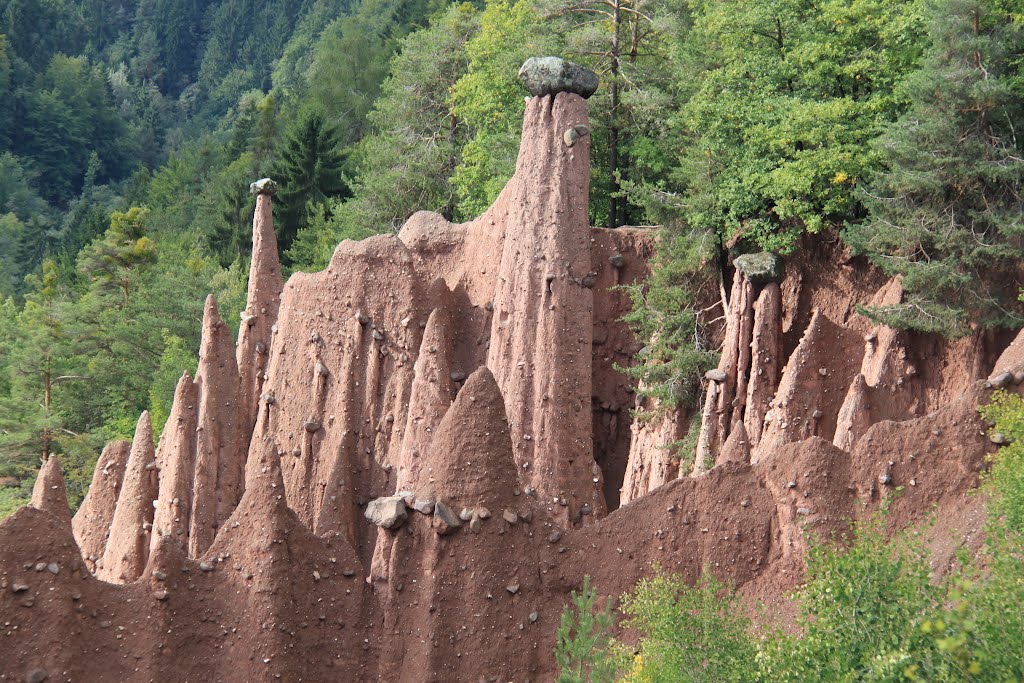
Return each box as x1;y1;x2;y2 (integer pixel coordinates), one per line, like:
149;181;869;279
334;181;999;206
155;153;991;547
556;576;628;683
620;570;756;683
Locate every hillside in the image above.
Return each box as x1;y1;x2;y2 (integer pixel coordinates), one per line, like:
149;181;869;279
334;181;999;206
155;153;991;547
1;0;1024;679
1;75;1022;680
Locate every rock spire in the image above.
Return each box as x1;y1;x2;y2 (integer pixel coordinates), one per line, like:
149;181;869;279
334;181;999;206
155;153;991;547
237;180;283;432
99;411;158;583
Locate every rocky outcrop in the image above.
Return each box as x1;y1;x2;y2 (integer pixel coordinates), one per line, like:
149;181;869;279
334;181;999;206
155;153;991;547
30;455;70;527
236;185;283;432
99;412;158;583
72;439;130;573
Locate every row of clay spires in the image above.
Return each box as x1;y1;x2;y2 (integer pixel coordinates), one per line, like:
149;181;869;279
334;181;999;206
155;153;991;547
29;92;613;584
694;269;904;470
35;184;284;583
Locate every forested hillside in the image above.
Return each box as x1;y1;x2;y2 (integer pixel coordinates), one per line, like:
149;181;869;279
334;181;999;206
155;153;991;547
1;0;1021;518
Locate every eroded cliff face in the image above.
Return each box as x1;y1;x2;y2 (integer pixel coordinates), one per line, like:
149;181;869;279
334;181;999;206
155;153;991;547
2;90;1021;683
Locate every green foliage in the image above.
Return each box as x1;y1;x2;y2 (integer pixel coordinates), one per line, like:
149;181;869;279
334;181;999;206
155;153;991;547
620;570;756;683
658;0;926;254
0;259;79;467
846;0;1024;335
78;207;158;307
556;576;628;683
758;513;944;682
12;53;132;202
450;0;559;218
289;2;480;269
617;230;719;412
0;477;31;520
273;108;348;254
149;333;198;439
302;0;441;146
980;391;1024;532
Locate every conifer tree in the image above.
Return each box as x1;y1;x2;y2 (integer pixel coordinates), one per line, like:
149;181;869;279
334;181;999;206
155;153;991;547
847;0;1024;335
0;260;80;466
273;108;348;252
78;207;157;308
555;576;626;682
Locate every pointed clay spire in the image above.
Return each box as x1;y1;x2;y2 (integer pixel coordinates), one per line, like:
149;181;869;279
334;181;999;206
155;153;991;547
213;438;293;588
145;531;186;580
691;380;720;477
719;422;751;465
100;411;158;583
620;395;687;505
409;367;520;512
238;436;287;513
190;294;243;557
752;309;863;462
150;372;198;555
745;283;782;447
73;439;131;572
395;307;455;491
834;375;873;452
483;92;603;523
30;455;71;527
729;274;756;435
693;269;753;472
237;186;283;435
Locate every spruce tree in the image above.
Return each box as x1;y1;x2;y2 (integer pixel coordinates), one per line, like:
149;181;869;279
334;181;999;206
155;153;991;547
273;108;348;253
78;207;157;308
847;0;1024;335
0;260;80;467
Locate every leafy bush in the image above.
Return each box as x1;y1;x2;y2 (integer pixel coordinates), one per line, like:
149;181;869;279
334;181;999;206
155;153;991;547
556;576;628;683
758;513;946;682
620;571;756;683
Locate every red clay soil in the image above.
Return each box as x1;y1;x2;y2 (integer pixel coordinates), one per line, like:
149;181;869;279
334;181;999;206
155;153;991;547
1;89;1022;682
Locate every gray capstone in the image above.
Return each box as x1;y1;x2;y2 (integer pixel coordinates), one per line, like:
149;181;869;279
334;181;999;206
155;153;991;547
705;369;727;383
518;57;599;99
733;252;784;284
990;371;1014;389
365;496;408;530
249;178;278;196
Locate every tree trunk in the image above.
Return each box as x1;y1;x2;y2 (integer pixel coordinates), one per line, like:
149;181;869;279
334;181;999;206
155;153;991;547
607;0;622;229
42;356;52;460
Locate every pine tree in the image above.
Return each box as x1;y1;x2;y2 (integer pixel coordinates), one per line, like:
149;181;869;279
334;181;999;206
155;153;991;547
0;260;81;467
273;108;348;253
555;576;626;682
78;207;157;308
847;0;1024;335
